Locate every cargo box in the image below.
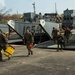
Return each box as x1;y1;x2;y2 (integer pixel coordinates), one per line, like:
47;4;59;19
4;45;15;57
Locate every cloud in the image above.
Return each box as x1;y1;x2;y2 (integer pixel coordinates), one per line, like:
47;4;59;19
0;0;5;6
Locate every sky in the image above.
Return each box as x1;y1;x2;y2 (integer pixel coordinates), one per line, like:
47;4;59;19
0;0;75;15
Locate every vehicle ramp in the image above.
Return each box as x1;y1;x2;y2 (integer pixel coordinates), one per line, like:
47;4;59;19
35;33;75;50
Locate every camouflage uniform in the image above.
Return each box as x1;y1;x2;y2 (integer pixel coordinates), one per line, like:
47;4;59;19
64;28;71;43
24;31;34;56
0;33;7;61
57;32;65;51
52;28;58;44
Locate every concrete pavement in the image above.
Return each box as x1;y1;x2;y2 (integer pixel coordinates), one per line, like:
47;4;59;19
0;45;75;75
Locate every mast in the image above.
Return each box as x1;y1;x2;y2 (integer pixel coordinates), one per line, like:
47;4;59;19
32;2;36;15
55;3;57;14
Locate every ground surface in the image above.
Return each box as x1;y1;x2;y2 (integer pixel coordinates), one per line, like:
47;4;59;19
0;45;75;75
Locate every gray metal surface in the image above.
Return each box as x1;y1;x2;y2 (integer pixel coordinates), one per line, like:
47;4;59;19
0;24;9;33
8;39;22;43
35;35;75;50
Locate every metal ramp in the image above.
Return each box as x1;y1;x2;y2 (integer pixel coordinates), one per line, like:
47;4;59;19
34;23;75;50
8;39;22;43
35;34;75;50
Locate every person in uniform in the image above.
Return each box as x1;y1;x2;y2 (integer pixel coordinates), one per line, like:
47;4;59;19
24;29;34;57
52;27;58;44
57;31;65;51
64;27;71;43
0;29;8;61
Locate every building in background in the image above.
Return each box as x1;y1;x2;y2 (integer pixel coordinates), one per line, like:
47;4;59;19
43;13;57;22
23;12;35;22
43;13;62;23
62;9;75;28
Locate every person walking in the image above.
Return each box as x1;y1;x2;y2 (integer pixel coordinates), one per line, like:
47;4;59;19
0;29;8;62
57;31;65;52
24;29;34;57
52;27;58;44
64;27;71;43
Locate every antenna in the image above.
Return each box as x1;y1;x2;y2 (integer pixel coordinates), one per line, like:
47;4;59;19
32;2;36;15
55;3;57;14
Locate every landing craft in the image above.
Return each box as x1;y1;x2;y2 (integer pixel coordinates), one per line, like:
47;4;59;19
0;19;75;49
7;19;60;44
